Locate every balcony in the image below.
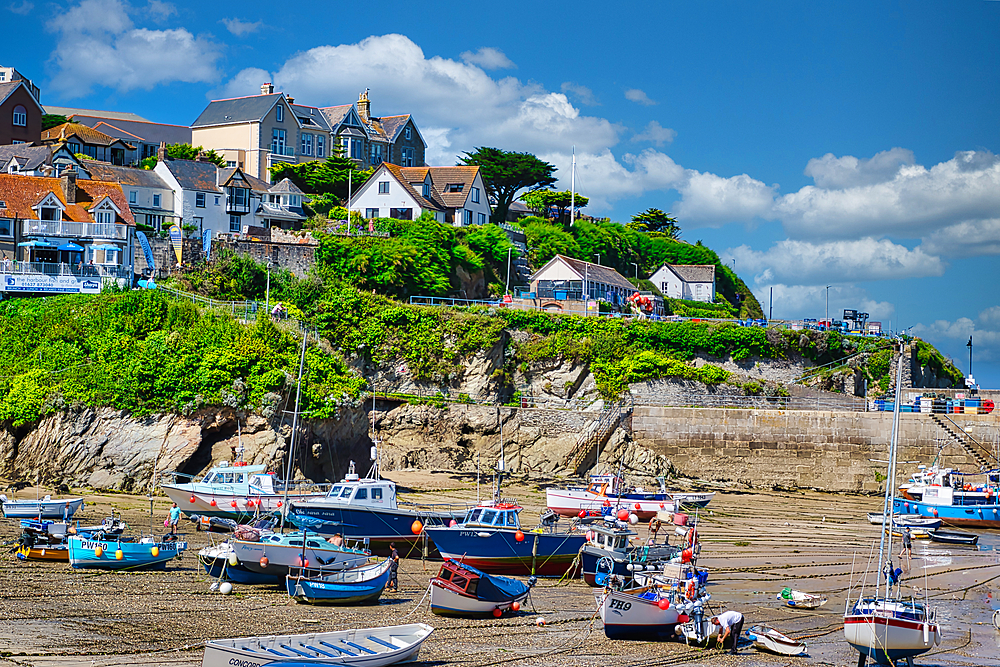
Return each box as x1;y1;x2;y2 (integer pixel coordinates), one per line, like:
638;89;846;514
226;190;251;215
2;260;132;279
22;220;129;240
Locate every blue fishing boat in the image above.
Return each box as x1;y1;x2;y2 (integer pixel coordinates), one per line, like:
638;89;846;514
580;515;686;587
893;468;1000;528
285;559;392;604
67;535;187;570
232;530;370;578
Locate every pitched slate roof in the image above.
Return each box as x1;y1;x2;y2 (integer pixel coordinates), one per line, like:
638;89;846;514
668;264;716;283
191;94;283;127
0;174;134;224
269;178;304;194
0;81;42;110
85;163;171;189
44;106;150;122
378;115;412;142
0;145;54;171
291;104;332;131
41;122;135;149
83;118;192;146
319;104;353;128
219;167;270;193
533;255;635;291
164;158;222;191
381;163;443;211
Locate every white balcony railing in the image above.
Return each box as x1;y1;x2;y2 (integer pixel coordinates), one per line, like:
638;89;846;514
22;220;129;240
1;260;131;279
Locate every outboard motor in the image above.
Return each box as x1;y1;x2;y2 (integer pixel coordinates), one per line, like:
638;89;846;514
539;509;558;526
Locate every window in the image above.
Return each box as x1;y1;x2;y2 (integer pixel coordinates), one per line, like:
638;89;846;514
350;139;363;160
193;217;202;233
11;140;24;145
369;143;383;165
389;207;412;220
463;209;472;225
471;187;480;203
378;181;390;194
40;206;59;220
301;133;313;156
12;105;26;127
355;488;367;500
0;218;11;237
401;147;414;167
196;192;206;208
68;142;81;154
94;209;114;224
422;182;430;197
228;187;249;208
405;127;411;140
129;191;136;204
372;488;383;501
478;212;486;225
271;128;286;154
365;208;379;218
445;183;463;193
275;104;283;122
316;135;325;158
215;196;220;206
226;160;237;168
152;194;160;207
230;215;241;232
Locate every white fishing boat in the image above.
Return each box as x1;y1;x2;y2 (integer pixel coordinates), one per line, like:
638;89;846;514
201;623;434;667
747;624;807;656
0;494;84;519
866;513;941;530
843;351;941;665
547;474;713;520
598;585;684;640
778;587;828;609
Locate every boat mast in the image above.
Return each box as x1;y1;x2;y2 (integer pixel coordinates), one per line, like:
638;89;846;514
368;382;380;479
569;146;576;228
877;345;905;599
279;328;309;532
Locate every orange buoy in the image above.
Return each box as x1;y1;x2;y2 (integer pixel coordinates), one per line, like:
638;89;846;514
411;520;423;535
515;530;525;542
259;556;269;568
512;601;520;612
492;608;502;618
95;546;104;557
681;548;693;563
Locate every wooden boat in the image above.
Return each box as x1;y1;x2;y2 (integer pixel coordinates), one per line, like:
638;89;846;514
747;624;807;656
429;559;533;618
886;526;931;540
15;544;68;561
67;535;187;570
598;584;684;640
201;623;434;667
928;529;979;545
286;559;392;605
0;494;84;519
778;587;827;609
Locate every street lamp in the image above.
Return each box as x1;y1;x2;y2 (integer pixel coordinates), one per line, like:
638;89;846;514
631;262;639;281
825;285;831;329
967;336;973;381
265;260;272;314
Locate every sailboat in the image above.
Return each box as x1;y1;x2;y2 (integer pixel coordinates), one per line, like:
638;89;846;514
843;347;941;666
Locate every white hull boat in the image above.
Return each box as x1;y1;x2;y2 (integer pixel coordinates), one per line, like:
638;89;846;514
778;587;828;609
202;623;434;667
0;495;84;519
598;586;682;640
844;599;940;664
747;624;807;656
232;534;369;577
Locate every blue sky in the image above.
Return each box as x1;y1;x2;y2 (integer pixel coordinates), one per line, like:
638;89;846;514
8;0;1000;386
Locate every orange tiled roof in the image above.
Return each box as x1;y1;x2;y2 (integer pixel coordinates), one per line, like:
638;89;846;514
0;173;134;225
41;122;135;150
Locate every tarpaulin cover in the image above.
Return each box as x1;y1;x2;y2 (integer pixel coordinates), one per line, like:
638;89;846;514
446;559;528;602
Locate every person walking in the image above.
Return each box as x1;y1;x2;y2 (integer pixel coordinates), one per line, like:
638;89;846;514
387;542;400;592
168;502;181;535
899;526;913;568
711;610;745;654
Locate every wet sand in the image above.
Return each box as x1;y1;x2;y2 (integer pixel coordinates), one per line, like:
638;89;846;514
1;473;998;667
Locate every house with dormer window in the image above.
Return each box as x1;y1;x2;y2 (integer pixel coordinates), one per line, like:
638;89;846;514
320;90;426;169
349;164;491;226
40;122;136;165
0;144;89;177
0;79;42;146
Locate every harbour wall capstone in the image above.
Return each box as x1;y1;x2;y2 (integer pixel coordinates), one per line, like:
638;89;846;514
631;407;999;493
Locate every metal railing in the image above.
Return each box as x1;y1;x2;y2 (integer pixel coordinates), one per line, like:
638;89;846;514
156;285;318;339
565;397;633;473
22;220;128;240
631;392;867;412
0;260;131;279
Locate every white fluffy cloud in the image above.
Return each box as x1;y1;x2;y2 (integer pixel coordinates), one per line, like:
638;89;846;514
912;307;1000;363
632;121;676;146
803;147;916;189
920;218;1000;258
221;17;262;36
47;0;221;98
674;171;777;224
725;238;946;287
624;88;656;105
460;47;515;70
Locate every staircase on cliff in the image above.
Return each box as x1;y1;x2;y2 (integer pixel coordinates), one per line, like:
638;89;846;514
564;398;633;475
929;413;998;471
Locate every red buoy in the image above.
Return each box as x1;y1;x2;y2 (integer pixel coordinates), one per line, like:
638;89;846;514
932;509;939;517
515;530;525;542
681;548;693;563
277;501;283;508
512;601;520;612
578;510;587;518
634;503;641;511
230;500;238;508
617;509;630;521
657;598;670;610
492;608;502;618
259;556;269;568
189;495;196;503
210;499;217;507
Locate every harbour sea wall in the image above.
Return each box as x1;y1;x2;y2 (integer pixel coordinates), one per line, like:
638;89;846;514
631;407;998;493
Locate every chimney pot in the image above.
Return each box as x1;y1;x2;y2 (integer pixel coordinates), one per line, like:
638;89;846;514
60;166;77;204
357;88;371;123
157;141;168;162
261;82;274;95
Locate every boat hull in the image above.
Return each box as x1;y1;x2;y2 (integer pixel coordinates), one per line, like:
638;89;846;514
747;625;807;656
15;545;69;561
285;560;392;605
928;530;979;545
598;589;680;640
232;539;369;578
893;497;1000;528
200;552;282;585
162;485;324;522
423;527;585;577
546;489;713;520
843;614;940;663
67;537;187;570
1;498;84;520
429;579;529;617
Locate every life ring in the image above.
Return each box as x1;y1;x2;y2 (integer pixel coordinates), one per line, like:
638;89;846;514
685;527;698;547
685;578;697;600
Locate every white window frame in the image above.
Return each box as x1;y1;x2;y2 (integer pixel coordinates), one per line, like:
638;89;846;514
378;181;390;194
12;105;26;127
301;133;313;156
471;187;480;204
152;194;160;208
316;135;325;158
196;192;206;208
478;212;486;225
275;104;283;122
129;191;137;204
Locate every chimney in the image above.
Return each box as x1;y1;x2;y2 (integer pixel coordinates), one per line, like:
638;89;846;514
357;88;370;123
261;82;274;95
61;167;77;204
157;141;168;161
286;96;295;105
195;151;210;163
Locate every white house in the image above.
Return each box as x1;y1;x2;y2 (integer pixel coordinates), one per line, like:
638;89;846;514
528;254;635;309
87;162;179;233
349;163;492;225
649;264;716;302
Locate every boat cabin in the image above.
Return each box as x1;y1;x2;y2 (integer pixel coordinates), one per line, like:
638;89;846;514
190;463;280;495
586;474;623;496
434;559;482;597
461;503;522;529
322;474;396;509
586;523;635;553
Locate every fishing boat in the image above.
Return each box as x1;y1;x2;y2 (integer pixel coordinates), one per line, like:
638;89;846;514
15;543;68;561
199;542;283;585
67;535;187;570
927;529;979;546
547;474;714;521
778;587;828;609
201;623;434;667
892;467;1000;528
286;559;392;605
14;513;128;562
0;494;84;520
746;624;807;656
429;559;533;618
843;352;941;665
598;584;683;640
580;514;686;587
286;462;466;557
232;530;370;578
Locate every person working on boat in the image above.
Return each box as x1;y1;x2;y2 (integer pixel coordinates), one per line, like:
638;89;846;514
387;542;400;592
327;533;344;547
711;610;744;654
899;526;912;568
168;502;181;535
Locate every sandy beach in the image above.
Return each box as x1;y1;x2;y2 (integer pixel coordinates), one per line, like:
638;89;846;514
1;472;998;667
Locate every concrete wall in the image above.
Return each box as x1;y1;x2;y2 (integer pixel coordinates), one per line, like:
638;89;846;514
133;235;318;278
632;407;999;493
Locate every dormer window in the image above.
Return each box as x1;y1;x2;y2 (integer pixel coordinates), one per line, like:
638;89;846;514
276;104;284;122
445;183;464;193
40;206;60;221
91;199;118;225
422;183;430;197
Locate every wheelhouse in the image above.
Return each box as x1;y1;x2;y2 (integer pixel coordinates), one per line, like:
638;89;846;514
461;503;522;529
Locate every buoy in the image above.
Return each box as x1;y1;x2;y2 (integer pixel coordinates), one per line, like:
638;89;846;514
626;563;635;572
932;509;939;517
151;546;159;557
277;501;283;508
189;495;196;503
449;519;457;527
210;499;217;507
634;503;641;511
681;548;693;563
603;499;611;507
95;546;104;557
115;549;124;560
515;530;525;542
259;556;269;568
230;500;238;508
629;513;639;525
658;599;670;610
578;510;587;518
297;556;309;567
677;614;690;623
586;530;594;542
228;553;238;566
411;520;423;535
659;503;665;509
492;608;502;618
535;617;546;627
617;509;630;521
512;601;520;612
219;582;233;595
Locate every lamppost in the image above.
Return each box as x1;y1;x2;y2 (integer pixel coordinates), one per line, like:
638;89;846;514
825;285;831;330
968;336;973;380
631;262;638;281
265;260;272;314
505;246;515;295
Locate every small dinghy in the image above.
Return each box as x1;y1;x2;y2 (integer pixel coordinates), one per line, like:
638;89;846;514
747;624;807;656
0;494;84;520
286;559;392;605
928;529;979;545
867;513;942;530
430;559;534;618
778;587;827;609
201;623;434;667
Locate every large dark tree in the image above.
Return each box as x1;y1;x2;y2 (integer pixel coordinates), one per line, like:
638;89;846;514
42;114;68;131
459;147;557;224
627;208;681;239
